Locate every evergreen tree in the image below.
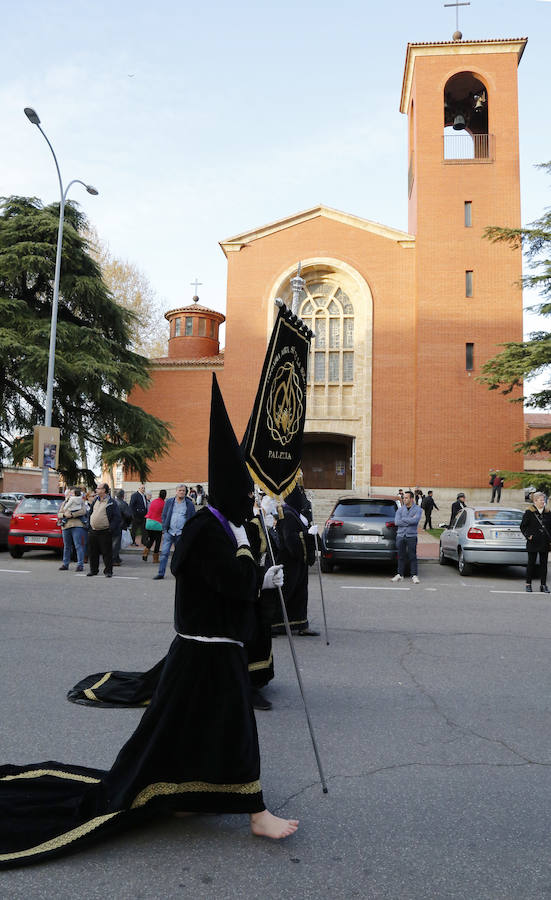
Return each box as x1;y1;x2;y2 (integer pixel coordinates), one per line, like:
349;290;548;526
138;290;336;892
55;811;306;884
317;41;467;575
0;196;171;485
478;162;551;487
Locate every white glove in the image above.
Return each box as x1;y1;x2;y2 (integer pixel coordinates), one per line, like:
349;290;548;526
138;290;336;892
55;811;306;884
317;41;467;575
308;525;318;535
262;565;284;589
229;522;249;547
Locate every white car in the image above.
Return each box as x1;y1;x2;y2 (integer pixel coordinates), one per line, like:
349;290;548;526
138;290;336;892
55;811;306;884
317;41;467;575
439;506;526;576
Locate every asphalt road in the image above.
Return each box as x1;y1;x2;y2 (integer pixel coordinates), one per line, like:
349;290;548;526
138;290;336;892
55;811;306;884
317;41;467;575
1;549;551;899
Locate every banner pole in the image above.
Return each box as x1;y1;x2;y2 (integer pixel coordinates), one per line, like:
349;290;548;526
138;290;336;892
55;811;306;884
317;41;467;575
258;504;328;794
307;495;330;646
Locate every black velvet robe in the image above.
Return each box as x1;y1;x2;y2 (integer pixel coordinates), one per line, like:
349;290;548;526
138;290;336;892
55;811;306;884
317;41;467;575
66;517;274;707
272;505;310;632
0;509;265;869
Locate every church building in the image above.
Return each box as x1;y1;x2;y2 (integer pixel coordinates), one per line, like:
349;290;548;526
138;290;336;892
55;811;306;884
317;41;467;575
127;34;527;497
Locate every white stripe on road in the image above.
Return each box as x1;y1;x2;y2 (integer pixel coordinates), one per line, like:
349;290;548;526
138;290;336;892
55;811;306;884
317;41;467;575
490;589;537;595
0;569;31;574
74;574;140;580
340;585;410;591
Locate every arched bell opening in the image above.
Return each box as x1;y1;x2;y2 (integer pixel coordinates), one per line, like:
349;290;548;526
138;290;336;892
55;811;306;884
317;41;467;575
443;71;490;160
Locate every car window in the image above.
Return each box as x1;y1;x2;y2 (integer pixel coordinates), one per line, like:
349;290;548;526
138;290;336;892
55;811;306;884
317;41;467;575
454;511;467;529
474;509;523;525
17;497;63;514
333;501;397;518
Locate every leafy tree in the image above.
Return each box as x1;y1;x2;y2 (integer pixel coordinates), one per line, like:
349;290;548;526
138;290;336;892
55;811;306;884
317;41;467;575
0;196;171;484
86;226;168;359
478;162;551;487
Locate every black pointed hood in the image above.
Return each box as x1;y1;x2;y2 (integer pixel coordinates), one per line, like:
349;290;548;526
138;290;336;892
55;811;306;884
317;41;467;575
208;373;254;525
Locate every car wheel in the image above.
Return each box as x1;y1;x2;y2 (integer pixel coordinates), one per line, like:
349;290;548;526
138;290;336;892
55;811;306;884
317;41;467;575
320;557;334;574
457;549;472;576
438;543;448;565
9;547;24;559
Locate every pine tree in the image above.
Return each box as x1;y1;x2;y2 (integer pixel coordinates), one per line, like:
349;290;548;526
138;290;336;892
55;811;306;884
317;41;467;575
478;162;551;489
0;196;171;485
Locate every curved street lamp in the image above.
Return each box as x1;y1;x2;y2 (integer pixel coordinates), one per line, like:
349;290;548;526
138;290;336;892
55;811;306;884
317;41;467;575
24;107;98;492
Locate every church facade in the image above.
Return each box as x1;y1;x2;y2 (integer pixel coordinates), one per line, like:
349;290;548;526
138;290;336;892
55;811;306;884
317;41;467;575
127;36;526;496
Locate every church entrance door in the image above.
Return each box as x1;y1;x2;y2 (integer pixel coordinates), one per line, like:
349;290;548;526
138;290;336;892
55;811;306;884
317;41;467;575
301;435;353;490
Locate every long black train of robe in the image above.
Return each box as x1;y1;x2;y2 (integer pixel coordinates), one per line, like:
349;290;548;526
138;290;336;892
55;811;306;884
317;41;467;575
66;517;274;708
271;504;312;633
0;509;265;869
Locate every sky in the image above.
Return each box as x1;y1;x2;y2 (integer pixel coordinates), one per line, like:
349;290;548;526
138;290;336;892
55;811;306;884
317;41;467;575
2;0;550;355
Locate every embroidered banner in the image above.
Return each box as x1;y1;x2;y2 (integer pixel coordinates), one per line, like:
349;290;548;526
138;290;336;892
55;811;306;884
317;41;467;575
242;304;312;499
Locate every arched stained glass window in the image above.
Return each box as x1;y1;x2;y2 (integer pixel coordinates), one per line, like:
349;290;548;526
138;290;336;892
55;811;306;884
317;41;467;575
300;282;354;384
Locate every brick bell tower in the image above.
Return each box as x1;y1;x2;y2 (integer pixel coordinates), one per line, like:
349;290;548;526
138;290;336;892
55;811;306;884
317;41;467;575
401;33;527;487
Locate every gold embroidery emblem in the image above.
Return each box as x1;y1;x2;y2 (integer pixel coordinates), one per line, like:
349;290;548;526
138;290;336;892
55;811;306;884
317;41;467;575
266;362;303;446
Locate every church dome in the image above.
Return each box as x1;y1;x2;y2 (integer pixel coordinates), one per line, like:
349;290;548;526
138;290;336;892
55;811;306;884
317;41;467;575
165;296;225;359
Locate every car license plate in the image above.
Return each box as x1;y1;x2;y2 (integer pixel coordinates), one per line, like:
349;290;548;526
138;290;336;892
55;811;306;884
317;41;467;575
345;535;378;543
492;530;523;540
24;535;48;544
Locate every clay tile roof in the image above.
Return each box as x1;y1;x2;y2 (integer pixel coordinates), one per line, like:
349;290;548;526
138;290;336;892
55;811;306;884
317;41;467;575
164;305;225;320
151;352;224;368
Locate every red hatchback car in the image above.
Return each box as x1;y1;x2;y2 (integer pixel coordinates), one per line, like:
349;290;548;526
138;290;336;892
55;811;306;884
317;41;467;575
8;493;65;558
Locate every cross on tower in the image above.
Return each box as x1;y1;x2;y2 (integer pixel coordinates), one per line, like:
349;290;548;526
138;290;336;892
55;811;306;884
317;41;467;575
190;278;203;300
444;1;470;35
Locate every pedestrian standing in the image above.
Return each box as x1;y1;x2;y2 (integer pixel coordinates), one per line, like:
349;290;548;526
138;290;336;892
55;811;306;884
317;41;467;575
113;489;132;566
490;473;504;503
520;492;551;593
57;488;87;572
450;492;467;525
392;490;422;584
142;490;166;563
153;485;195;580
129;484;148;546
87;483;121;578
422;490;439;530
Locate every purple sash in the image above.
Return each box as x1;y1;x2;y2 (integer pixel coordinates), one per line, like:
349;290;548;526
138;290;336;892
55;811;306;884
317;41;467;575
208;505;237;549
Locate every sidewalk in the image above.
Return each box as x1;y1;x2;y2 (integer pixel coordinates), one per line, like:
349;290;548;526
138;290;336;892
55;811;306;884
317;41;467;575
417;527;439;559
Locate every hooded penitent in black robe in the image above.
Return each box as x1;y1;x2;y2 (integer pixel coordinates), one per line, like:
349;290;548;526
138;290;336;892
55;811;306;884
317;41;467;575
272;487;314;634
66;517;275;708
0;509;265;869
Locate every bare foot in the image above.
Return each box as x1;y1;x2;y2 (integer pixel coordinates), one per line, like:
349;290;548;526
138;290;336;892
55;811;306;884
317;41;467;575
250;809;299;839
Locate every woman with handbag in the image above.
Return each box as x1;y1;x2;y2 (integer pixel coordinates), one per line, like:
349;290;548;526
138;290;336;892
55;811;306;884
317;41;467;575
520;491;551;593
142;489;166;562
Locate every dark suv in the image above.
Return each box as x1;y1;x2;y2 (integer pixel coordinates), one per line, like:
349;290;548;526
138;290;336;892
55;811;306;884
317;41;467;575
320;497;398;572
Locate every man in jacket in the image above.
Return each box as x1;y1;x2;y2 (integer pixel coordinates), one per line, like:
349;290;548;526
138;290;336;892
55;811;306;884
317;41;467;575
153;484;195;580
87;483;121;578
450;492;467;525
421;490;439;530
392;490;423;584
520;492;551;593
113;489;132;566
129;484;148;546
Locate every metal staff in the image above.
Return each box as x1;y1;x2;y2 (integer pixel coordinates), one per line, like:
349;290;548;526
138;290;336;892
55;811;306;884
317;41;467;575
258;500;328;794
308;502;330;645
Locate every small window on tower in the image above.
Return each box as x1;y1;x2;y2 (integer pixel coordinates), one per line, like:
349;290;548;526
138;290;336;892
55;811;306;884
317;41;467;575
174;318;181;337
466;343;474;371
210;320;215;337
198;318;206;336
185;317;193;336
464;201;472;227
465;271;473;297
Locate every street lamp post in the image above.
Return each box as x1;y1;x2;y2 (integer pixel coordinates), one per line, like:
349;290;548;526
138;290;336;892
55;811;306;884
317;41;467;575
24;108;98;492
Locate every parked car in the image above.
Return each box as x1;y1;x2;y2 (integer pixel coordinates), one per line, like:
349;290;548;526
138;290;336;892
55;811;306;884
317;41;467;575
320;496;398;572
0;500;14;548
439;506;526;576
8;493;65;558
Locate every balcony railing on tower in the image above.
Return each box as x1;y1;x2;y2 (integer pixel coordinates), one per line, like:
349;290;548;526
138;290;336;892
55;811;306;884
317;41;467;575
443;133;494;163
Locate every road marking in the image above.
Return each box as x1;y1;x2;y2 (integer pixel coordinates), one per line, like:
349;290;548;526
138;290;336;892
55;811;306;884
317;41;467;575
425;587;437;591
0;569;31;574
490;589;535;595
74;574;140;580
340;585;410;591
